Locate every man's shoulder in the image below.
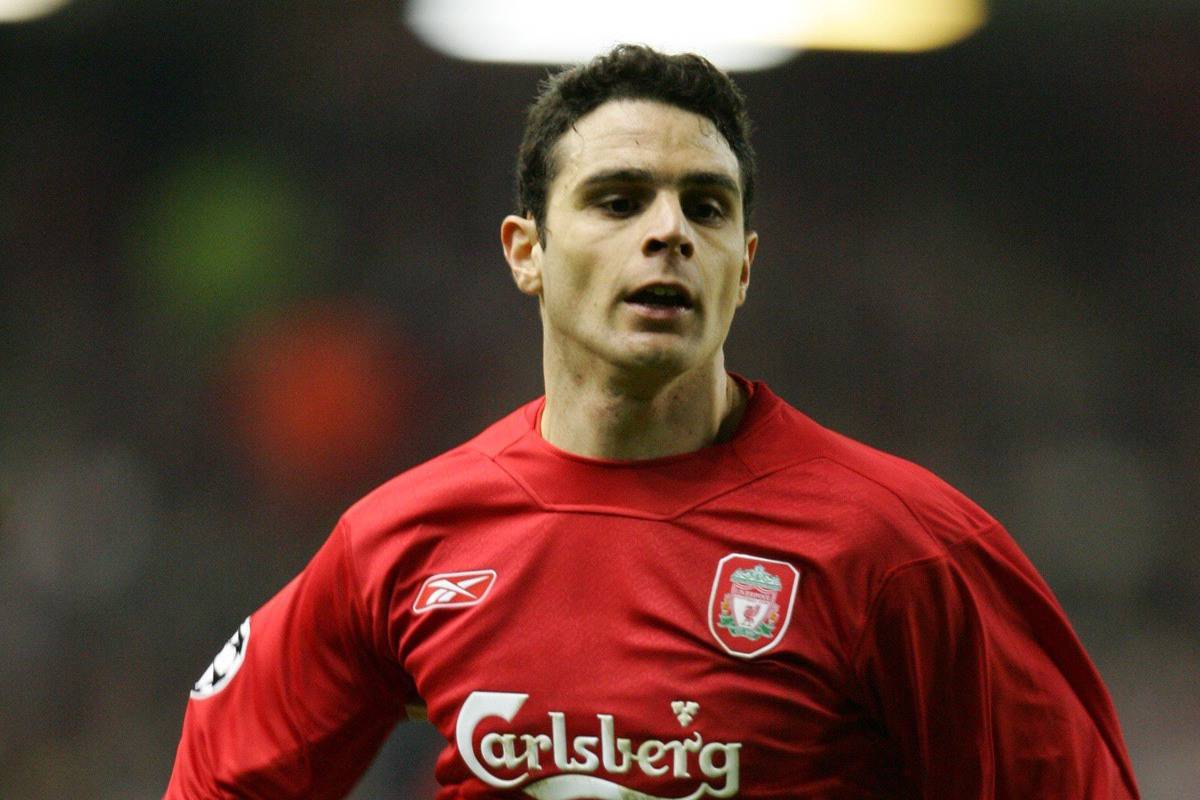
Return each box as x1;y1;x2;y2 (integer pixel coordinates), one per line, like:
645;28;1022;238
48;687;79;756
340;399;539;535
760;391;998;548
817;426;998;547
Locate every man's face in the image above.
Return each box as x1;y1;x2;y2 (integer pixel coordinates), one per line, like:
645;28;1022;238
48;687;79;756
507;99;757;380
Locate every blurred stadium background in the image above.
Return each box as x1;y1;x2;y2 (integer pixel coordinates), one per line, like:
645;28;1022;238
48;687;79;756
0;0;1197;797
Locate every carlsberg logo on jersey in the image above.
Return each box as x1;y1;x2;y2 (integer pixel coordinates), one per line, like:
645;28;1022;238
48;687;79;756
456;691;740;799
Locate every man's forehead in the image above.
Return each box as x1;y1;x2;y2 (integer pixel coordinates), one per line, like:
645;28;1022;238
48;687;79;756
551;99;739;190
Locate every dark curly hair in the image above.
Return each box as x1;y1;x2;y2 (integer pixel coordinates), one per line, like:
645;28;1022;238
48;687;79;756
516;44;756;238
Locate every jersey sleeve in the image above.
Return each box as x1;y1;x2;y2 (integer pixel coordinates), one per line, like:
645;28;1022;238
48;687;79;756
851;524;1139;799
165;520;414;799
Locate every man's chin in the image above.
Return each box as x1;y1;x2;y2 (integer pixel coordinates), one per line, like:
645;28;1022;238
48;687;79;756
609;337;696;376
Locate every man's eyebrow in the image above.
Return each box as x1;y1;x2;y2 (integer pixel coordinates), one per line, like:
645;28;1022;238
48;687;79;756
678;171;740;196
577;168;655;190
577;168;739;195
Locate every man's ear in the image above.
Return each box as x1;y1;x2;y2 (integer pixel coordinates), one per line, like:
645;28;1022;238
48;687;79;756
501;214;542;296
736;230;758;306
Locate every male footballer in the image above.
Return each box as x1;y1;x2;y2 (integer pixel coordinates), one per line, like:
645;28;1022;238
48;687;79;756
166;45;1140;799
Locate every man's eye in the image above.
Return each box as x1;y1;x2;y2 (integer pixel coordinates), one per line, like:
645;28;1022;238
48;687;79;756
688;200;726;222
599;196;638;216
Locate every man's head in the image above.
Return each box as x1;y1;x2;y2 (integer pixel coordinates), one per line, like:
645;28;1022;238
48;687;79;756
501;46;759;387
516;44;756;239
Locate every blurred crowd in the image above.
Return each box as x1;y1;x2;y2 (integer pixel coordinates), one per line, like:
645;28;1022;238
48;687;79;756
0;2;1196;797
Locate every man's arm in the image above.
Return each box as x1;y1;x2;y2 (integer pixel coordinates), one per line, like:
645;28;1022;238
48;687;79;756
165;520;411;799
852;526;1139;799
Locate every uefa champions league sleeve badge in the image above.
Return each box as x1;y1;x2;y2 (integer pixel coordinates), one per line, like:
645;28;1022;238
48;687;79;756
708;554;799;658
190;616;251;699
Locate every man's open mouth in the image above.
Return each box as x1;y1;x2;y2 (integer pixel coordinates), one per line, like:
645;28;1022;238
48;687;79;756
624;285;694;310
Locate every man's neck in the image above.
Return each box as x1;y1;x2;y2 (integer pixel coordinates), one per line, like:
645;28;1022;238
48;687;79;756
539;356;747;461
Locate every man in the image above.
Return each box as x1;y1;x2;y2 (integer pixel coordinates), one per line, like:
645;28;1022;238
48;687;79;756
166;45;1140;799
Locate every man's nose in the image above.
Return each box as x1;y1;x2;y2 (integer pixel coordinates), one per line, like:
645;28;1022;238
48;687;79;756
642;194;694;259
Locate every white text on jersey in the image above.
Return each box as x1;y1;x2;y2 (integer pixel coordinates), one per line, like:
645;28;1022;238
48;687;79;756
456;691;740;799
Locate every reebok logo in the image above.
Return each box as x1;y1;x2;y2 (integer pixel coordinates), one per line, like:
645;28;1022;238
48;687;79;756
413;569;497;614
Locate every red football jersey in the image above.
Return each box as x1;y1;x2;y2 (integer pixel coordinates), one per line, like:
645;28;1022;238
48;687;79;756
166;380;1140;799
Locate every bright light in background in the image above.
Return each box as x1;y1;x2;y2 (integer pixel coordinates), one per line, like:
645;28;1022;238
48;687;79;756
407;0;801;70
0;0;71;23
797;0;987;53
405;0;986;69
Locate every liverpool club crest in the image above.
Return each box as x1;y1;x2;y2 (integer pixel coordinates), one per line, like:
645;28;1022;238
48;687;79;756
708;553;799;658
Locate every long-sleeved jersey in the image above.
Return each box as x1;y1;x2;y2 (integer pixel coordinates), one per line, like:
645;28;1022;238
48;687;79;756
166;380;1140;799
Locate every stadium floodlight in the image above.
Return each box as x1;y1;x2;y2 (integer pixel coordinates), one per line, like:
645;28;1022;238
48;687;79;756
799;0;987;53
404;0;986;70
0;0;71;23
